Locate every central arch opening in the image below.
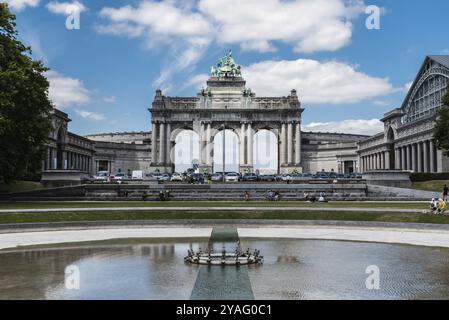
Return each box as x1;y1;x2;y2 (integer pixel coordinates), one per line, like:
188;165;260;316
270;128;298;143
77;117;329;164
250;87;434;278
254;129;278;174
174;130;199;173
213;129;239;173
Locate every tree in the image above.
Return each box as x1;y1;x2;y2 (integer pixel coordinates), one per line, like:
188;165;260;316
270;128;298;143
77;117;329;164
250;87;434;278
434;86;449;157
0;3;53;183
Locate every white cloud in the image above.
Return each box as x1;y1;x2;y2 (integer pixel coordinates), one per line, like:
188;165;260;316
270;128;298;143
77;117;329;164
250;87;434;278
303;119;383;135
98;0;366;54
188;58;394;105
98;1;213;91
46;1;86;15
95;23;145;38
4;0;39;11
97;0;367;89
243;58;394;104
183;74;209;90
74;109;107;122
98;2;213;38
199;0;365;53
46;70;91;109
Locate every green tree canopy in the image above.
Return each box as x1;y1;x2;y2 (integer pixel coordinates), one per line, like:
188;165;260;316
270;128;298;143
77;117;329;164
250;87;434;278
0;3;53;183
434;86;449;157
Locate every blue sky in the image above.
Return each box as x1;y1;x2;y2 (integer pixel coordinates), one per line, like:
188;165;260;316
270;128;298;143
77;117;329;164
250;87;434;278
6;0;449;136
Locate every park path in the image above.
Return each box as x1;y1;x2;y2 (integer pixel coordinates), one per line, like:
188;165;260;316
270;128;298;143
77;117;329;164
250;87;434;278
0;206;426;214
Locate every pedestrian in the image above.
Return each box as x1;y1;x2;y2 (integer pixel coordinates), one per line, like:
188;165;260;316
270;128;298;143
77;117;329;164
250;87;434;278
430;198;437;214
443;185;448;202
244;191;250;201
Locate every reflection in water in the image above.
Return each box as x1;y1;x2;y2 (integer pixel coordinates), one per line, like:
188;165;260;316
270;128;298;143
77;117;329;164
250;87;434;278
0;239;448;300
244;240;449;300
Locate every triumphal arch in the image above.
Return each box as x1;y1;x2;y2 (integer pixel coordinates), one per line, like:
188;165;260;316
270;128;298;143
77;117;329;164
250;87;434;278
149;51;304;174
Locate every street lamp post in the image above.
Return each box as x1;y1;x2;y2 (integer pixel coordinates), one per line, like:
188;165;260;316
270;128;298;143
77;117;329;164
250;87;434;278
222;123;226;182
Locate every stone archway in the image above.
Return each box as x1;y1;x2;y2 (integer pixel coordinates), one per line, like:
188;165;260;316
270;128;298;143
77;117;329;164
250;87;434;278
149;52;304;174
253;129;278;174
172;129;200;173
213;127;240;173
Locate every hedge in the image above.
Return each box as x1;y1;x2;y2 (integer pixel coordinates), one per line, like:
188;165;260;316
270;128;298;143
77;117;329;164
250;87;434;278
410;172;449;182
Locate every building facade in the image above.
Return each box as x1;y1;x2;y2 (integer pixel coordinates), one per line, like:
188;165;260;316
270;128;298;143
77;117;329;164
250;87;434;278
150;51;304;174
358;56;449;173
42;54;449;184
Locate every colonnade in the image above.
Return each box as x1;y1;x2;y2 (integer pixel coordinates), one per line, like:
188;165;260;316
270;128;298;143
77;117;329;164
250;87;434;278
150;121;302;172
360;139;440;173
44;147;91;172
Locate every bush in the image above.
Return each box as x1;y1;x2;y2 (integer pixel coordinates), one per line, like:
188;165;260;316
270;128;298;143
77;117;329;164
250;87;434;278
410;173;449;182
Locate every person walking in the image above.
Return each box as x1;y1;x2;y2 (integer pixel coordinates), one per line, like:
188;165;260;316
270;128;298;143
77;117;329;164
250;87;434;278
443;185;448;202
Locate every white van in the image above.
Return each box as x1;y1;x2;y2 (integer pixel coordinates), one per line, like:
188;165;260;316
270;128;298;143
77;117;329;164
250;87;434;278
132;170;143;180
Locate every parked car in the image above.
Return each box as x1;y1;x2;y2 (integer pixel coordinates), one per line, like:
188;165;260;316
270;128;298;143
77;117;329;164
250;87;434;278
211;173;223;181
279;174;292;182
225;172;240;182
242;173;258;182
317;172;330;179
113;173;128;181
191;173;205;184
170;172;183;182
159;173;171;181
259;174;276;182
94;171;109;182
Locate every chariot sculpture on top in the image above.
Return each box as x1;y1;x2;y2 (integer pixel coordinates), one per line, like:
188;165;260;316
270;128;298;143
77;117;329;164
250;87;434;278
210;50;242;78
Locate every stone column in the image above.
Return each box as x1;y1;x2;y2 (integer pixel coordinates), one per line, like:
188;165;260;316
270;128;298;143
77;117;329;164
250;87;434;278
417;142;423;173
385;151;390;170
151;123;158;164
207;123;212;166
423;140;429;173
437;149;443;172
287;122;293;164
379;152;384;170
166;123;172;166
295;123;301;164
199;123;204;166
240;123;246;166
395;148;400;170
401;147;406;170
280;123;286;166
430;140;436;173
247;123;254;167
159;123;165;164
407;145;412;171
412;143;417;172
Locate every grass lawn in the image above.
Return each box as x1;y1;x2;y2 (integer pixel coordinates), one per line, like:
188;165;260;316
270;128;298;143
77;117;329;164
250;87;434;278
0;181;44;194
0;200;428;210
0;210;447;225
411;180;448;193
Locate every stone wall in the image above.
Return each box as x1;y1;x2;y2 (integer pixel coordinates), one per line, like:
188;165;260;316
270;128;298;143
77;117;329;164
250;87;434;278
367;184;441;200
93;141;151;174
86;131;151;144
